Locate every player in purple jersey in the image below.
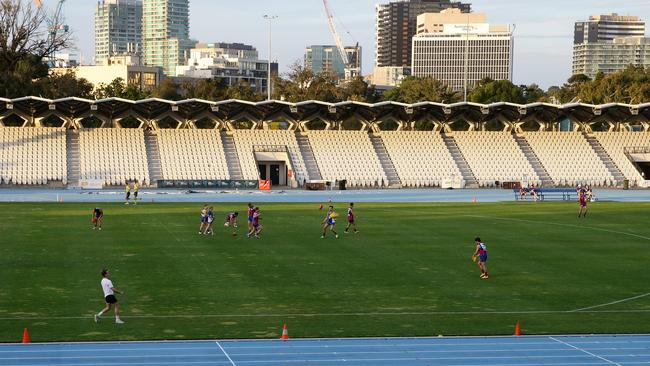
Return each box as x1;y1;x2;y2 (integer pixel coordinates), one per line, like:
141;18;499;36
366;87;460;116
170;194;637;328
344;202;358;234
247;208;262;239
472;237;489;279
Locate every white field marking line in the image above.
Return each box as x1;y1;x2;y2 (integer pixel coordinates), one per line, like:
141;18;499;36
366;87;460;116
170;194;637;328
464;215;650;241
549;336;622;366
570;292;650;312
216;341;237;366
466;214;650;313
2;309;650;321
156;218;212;273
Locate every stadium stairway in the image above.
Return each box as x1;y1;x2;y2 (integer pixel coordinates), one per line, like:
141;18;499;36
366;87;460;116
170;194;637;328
65;130;79;188
221;132;244;180
295;132;322;181
583;132;625;186
442;133;478;188
144;131;163;186
514;135;555;187
369;134;402;188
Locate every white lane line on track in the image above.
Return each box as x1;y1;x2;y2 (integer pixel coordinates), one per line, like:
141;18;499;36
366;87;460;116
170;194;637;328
1;309;650;321
570;292;650;312
463;215;650;241
550;336;622;366
216;341;237;366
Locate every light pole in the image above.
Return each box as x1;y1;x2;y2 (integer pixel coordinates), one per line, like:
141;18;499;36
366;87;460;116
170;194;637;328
263;15;278;101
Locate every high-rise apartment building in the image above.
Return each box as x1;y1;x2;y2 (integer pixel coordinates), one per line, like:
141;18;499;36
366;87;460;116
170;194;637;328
142;0;193;76
573;37;650;78
572;13;647;78
574;13;645;44
94;0;143;65
375;0;471;68
304;45;362;79
412;10;513;92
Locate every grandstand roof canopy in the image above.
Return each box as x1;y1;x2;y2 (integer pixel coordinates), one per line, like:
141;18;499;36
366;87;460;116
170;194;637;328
1;97;649;131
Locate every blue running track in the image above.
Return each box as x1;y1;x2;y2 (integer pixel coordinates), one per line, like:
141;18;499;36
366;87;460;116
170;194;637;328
1;335;649;366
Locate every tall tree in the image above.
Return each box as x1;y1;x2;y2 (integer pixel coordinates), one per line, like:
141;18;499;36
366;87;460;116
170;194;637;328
151;79;181;100
468;78;525;104
0;0;72;97
94;78;151;100
273;62;339;102
383;76;460;103
36;71;94;99
226;80;262;101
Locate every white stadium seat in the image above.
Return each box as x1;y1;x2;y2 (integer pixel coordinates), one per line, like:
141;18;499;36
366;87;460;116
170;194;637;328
0;127;66;185
381;131;460;187
157;129;229;180
79;128;149;185
523;132;613;187
306;131;387;187
593;131;650;187
453;131;539;186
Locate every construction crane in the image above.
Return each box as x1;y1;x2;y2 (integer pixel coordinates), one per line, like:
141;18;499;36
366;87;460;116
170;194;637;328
322;0;360;81
34;0;69;63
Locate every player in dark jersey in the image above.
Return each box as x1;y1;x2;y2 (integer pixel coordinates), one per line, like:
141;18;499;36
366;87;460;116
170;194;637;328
124;183;131;205
321;205;338;239
92;207;104;230
472;237;489;279
578;190;588;218
224;212;238;227
247;208;262;238
344;202;358;234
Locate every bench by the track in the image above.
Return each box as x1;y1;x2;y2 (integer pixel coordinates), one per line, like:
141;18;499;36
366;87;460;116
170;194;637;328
514;188;574;201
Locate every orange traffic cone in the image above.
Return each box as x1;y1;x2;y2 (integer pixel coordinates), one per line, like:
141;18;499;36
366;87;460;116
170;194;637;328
22;328;30;344
514;321;521;336
280;324;289;340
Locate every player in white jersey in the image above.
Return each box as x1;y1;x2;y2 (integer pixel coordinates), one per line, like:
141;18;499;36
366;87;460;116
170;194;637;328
94;268;124;324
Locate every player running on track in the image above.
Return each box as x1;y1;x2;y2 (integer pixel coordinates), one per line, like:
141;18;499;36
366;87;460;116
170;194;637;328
472;237;489;279
344;202;358;234
94;268;124;324
321;205;339;239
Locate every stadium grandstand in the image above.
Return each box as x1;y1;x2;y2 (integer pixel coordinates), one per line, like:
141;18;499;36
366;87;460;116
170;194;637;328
1;97;649;189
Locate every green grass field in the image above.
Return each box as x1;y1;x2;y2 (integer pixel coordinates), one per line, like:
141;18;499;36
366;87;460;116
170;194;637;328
1;201;649;343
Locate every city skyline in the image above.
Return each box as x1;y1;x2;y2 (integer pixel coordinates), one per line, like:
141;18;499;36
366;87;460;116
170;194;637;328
56;0;650;88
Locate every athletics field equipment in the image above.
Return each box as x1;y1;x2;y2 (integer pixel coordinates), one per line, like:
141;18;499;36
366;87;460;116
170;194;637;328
0;201;649;342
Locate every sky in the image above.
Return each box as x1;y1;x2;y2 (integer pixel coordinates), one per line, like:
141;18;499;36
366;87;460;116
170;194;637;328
58;0;650;89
